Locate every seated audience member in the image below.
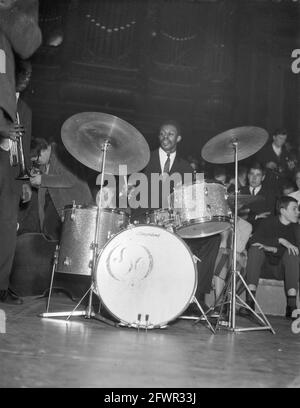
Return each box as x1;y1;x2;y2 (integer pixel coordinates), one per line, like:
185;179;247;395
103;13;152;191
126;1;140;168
288;169;300;251
227;165;248;193
239;162;278;231
288;169;300;205
213;217;252;305
281;180;296;196
255;128;295;177
29;138;93;240
239;196;299;319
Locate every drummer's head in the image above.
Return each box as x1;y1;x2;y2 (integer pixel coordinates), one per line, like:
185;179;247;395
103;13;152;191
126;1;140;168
158;120;182;154
248;162;265;188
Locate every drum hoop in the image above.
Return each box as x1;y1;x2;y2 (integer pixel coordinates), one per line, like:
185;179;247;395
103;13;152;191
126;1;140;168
95;224;198;327
176;215;232;226
63;204;128;217
174;179;227;189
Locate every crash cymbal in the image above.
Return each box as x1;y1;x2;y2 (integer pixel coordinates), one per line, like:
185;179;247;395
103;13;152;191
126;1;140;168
201;126;269;164
61;112;150;175
227;194;265;210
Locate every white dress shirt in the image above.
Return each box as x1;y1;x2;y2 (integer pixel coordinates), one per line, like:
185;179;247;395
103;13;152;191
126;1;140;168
159;147;176;174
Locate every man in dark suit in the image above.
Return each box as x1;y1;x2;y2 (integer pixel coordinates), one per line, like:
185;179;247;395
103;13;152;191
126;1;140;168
0;5;41;304
239;162;279;232
255;128;296;185
131;120;221;315
29;138;93;241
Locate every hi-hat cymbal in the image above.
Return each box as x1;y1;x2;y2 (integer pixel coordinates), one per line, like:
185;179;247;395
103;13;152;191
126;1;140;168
227;194;265;210
201;126;269;164
61;112;150;175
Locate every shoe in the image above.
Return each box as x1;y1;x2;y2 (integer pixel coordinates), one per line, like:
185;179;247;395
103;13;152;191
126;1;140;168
285;305;298;320
0;289;23;305
238;306;252;317
198;300;210;314
209;305;227;319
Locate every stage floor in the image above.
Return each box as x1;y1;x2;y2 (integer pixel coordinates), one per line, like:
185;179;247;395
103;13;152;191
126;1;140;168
0;294;300;388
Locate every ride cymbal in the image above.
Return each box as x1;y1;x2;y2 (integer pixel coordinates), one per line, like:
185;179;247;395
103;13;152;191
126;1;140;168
201;126;268;164
61;112;150;175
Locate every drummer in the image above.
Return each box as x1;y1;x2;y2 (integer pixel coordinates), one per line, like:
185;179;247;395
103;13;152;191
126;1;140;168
29;138;93;240
131;120;221;315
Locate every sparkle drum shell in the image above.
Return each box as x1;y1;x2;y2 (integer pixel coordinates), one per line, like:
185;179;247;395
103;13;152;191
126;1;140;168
171;181;232;238
95;225;197;328
57;205;129;276
138;209;176;228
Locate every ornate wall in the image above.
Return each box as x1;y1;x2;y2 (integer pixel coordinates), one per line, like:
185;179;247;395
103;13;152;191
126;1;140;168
24;0;300;160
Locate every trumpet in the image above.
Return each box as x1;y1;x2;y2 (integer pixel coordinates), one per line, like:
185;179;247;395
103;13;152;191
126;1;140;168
14;114;31;180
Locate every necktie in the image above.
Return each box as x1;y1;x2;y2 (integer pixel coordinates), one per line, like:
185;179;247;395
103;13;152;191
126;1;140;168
252;187;256;195
163;153;170;174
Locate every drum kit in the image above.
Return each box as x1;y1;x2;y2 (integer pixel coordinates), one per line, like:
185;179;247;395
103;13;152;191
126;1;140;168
41;114;274;334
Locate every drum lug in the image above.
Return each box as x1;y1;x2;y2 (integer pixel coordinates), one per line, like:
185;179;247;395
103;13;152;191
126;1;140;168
70;201;76;220
90;242;98;250
61;211;65;222
204;187;208;196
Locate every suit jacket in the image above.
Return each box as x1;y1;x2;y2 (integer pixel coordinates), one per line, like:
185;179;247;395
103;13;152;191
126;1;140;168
38;144;93;228
143;149;193;178
255;143;291;174
132;149;193;218
239;184;278;229
0;29;16;122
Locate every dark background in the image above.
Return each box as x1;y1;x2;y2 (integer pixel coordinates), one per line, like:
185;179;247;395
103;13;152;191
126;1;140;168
23;0;300;166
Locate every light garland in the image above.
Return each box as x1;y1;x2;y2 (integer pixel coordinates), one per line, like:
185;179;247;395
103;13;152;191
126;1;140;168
85;14;136;33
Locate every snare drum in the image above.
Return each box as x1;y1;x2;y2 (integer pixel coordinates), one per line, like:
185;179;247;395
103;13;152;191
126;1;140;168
142;209;175;228
171;181;232;238
95;225;197;328
57;205;129;275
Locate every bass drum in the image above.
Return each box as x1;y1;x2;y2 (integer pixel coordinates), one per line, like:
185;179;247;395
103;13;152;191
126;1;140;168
95;225;197;329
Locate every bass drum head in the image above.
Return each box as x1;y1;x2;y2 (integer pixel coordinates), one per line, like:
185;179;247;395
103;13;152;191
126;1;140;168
95;225;197;328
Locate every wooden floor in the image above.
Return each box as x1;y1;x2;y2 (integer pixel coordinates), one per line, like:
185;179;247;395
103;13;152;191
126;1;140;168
0;294;300;388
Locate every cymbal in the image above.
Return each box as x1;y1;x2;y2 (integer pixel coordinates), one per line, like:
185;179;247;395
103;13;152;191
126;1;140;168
61;112;150;175
227;194;265;210
201;126;268;164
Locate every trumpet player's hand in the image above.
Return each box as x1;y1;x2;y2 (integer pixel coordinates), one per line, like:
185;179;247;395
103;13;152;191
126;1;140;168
0;123;24;141
30;174;42;188
21;183;32;203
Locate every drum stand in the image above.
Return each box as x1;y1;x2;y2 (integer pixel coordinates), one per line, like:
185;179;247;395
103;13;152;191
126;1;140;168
213;140;275;334
40;141;117;327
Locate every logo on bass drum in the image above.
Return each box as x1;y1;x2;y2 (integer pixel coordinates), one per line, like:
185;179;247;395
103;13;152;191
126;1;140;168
105;244;154;286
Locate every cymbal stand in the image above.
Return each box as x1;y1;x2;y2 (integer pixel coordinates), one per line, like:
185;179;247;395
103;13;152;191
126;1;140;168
214;139;275;334
40;141;117;327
